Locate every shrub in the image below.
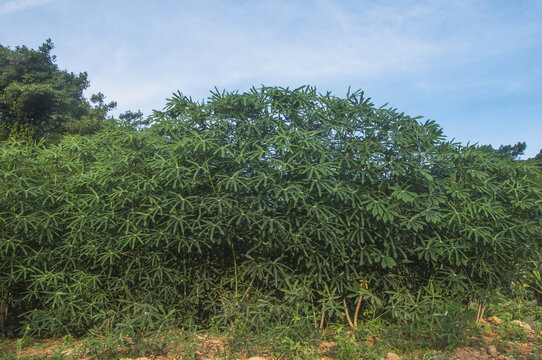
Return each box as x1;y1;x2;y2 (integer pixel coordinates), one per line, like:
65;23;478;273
0;86;540;341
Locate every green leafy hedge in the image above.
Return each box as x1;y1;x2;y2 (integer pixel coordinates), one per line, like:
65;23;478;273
1;86;541;339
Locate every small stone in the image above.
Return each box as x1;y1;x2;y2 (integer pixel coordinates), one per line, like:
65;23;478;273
487;316;503;325
385;353;402;360
512;320;532;332
517;343;532;356
487;345;498;357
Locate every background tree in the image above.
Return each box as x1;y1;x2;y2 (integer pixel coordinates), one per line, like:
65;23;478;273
0;39;116;142
496;141;526;159
117;109;150;128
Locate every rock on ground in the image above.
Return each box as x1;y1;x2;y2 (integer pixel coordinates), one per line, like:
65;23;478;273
487;316;503;325
512;320;532;332
382;352;401;360
487;344;498;357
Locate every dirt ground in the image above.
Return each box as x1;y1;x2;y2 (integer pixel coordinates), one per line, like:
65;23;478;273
2;316;541;359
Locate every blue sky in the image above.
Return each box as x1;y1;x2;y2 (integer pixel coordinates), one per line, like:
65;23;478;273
1;0;541;157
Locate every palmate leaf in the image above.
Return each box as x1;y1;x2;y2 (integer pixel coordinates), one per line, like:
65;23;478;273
390;185;416;203
401;215;426;232
420;207;442;223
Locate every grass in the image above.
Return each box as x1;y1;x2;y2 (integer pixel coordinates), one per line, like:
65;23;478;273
1;296;541;359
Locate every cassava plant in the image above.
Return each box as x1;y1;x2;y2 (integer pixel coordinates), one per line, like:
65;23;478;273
0;86;540;344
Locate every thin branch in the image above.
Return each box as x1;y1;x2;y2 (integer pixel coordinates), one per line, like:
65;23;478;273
343;297;354;329
319;297;326;330
353;294;363;327
310;296;317;329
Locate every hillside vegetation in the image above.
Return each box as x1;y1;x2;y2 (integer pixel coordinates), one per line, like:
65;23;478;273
1;86;541;358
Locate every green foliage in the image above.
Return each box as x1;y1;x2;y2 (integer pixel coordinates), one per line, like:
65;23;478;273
0;39;116;142
333;329;365;360
0;86;541;349
496;322;528;342
496;142;527;159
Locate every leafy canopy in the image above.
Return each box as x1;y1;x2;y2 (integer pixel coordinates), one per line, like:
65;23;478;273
0;39;116;142
0;86;540;342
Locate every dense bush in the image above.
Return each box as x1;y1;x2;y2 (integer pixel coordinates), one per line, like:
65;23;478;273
1;86;541;342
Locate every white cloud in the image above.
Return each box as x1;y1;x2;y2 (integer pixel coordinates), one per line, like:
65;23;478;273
134;1;444;94
151;0;534;93
0;0;51;15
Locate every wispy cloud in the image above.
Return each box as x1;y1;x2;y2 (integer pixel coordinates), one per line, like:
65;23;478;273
68;0;539;126
0;0;51;15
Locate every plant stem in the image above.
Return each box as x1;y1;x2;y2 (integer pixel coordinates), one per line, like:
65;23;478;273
310;296;317;329
319;296;326;329
354;294;363;327
343;297;354;329
232;244;238;298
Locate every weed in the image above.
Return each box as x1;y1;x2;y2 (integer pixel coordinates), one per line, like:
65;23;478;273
496;322;528;342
